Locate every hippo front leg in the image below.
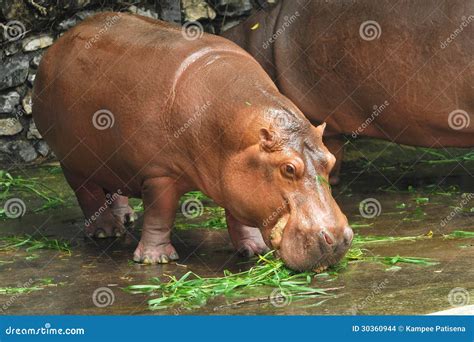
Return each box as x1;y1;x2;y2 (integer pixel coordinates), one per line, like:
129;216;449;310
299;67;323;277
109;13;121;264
133;177;180;264
225;210;270;257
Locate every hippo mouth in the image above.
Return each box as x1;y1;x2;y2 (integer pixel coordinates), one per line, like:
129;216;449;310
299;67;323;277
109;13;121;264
269;213;289;249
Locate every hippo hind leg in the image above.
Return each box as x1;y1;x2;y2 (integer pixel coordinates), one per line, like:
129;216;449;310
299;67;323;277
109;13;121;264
225;210;270;257
104;190;137;225
61;165;126;238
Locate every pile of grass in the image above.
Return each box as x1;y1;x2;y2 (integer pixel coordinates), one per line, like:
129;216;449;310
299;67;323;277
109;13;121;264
125;253;335;310
127;230;474;310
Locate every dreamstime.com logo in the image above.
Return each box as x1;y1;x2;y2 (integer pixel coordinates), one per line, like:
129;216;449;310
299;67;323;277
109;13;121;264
181;198;204;219
0;278;35;313
84;190;122;227
440;192;473;227
174;101;211;138
348;278;389;314
2;20;26;42
92;287;115;308
359;20;382;41
270;288;292;307
181;21;204;41
352;101;390;138
448;109;470;130
359;198;382;218
5;323;85;336
3;198;26;218
448;287;470;307
85;13;122;49
92;109;115;130
440;15;474;49
262;11;300;49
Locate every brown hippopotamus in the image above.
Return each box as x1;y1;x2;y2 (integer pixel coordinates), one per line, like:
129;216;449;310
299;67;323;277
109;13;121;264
32;12;353;271
223;0;473;183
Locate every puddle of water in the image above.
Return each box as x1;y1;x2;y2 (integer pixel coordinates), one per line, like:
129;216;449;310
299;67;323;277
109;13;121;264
0;162;472;315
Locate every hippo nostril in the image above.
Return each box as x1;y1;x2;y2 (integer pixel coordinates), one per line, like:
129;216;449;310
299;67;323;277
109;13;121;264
343;227;354;245
321;231;334;245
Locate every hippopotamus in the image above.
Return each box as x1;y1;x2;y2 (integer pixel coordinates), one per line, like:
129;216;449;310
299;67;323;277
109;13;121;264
223;0;473;183
32;12;353;271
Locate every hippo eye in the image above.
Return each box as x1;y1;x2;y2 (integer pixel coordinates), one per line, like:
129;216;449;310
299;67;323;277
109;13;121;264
282;163;296;178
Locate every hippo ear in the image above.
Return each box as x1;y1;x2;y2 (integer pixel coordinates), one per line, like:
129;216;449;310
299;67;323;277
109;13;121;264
259;128;281;152
312;122;326;138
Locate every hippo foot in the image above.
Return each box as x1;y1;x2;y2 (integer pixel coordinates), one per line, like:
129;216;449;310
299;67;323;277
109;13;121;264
133;242;179;264
85;216;126;238
236;238;270;258
111;205;137;225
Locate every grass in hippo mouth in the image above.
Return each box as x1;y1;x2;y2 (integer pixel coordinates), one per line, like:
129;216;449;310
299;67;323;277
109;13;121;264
124;230;474;310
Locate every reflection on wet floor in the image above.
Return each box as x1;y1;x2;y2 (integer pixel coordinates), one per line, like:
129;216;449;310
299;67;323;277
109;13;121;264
0;159;472;315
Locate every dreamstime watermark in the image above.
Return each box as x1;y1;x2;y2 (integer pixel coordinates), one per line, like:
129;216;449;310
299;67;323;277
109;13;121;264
84;190;122;227
92;287;115;307
173;101;211;138
352;101;389;138
181;21;204;41
262;11;300;49
270;288;292;307
348;278;389;314
440;192;473;227
3;198;26;218
0;278;34;313
262;199;289;228
5;323;85;336
440;15;474;49
85;13;122;49
359;20;382;41
448;287;470;307
181;198;204;219
92;109;115;130
2;20;26;42
359;198;382;218
448;109;470;130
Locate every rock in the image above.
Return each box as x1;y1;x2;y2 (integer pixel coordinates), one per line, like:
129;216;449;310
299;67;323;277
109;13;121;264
30;54;43;69
22;34;54;52
57;10;97;31
36;140;50;156
0;55;29;90
128;5;159;19
0;118;23;136
157;0;182;24
4;42;21;56
21;92;33;115
0;91;20;113
183;0;217;21
220;20;240;32
14;141;38;162
27;120;42;139
27;72;36;85
212;0;253;16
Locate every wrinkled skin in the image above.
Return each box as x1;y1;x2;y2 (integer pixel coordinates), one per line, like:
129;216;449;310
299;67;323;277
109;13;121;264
33;12;352;271
223;0;474;183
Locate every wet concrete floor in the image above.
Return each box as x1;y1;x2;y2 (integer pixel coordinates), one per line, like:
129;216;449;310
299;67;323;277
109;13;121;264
0;154;473;315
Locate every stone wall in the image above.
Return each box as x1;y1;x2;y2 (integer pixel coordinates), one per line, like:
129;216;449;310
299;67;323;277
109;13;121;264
0;0;268;165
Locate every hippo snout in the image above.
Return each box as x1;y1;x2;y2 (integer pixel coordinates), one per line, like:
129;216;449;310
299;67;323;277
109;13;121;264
321;226;353;247
276;220;354;272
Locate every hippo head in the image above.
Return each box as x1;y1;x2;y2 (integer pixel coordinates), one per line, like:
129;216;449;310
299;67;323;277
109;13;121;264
220;107;353;272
